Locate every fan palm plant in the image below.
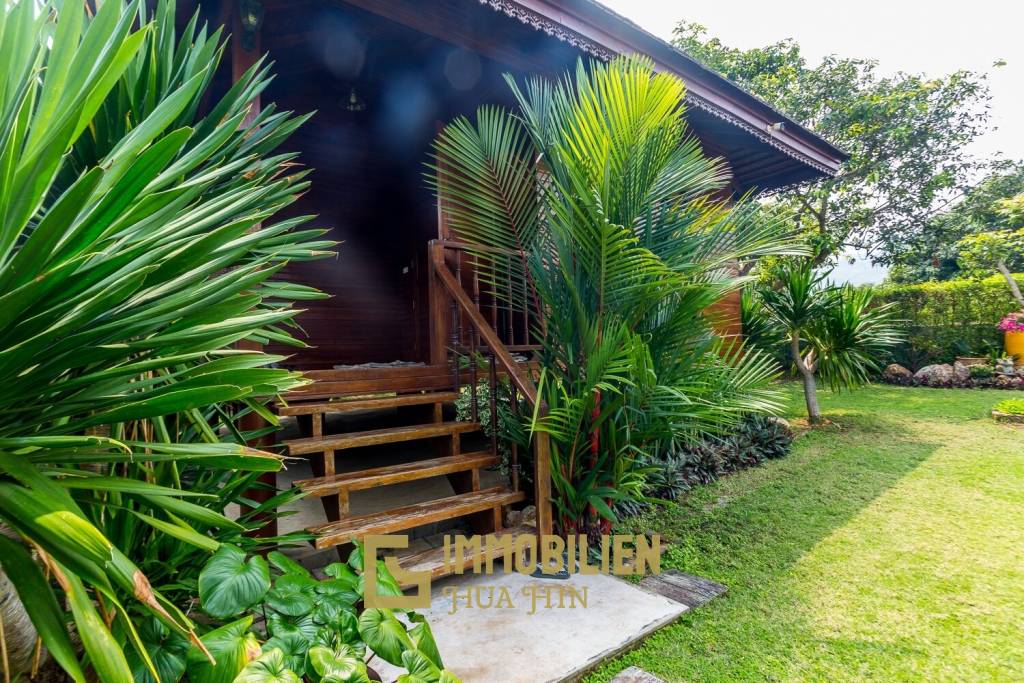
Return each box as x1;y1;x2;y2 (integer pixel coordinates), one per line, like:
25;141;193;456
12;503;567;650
757;259;902;423
0;1;331;680
430;57;805;533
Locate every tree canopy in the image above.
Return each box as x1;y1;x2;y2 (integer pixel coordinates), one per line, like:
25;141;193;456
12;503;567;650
673;22;993;265
888;162;1024;283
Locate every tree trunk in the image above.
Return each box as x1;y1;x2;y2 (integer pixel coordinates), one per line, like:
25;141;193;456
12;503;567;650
791;334;822;424
996;260;1024;311
0;528;42;679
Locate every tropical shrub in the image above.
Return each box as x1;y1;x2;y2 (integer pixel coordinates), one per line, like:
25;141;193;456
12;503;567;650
616;414;794;514
738;415;794;461
993;399;1024;415
753;260;902;423
970;364;995;379
0;0;333;680
430;56;801;534
454;378;531;484
868;275;1024;367
170;545;461;683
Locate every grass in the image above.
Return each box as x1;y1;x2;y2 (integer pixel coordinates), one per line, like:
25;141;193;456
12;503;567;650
589;384;1024;682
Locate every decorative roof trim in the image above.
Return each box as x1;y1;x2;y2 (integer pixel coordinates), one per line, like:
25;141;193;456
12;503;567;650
478;0;838;181
684;94;835;178
755;176;822;198
478;0;614;60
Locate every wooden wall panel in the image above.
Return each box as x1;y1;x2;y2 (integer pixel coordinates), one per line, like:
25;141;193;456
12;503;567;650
259;0;581;369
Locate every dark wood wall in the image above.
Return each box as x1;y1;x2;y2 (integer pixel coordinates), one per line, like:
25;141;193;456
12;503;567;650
258;0;581;368
184;0;754;368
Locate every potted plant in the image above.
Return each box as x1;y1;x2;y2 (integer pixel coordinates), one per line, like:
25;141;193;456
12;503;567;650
998;312;1024;363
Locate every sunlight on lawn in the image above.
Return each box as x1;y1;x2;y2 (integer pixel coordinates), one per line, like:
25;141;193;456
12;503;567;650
590;385;1024;683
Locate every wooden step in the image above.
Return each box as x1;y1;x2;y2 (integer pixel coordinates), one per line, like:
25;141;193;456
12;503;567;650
276;391;459;417
396;525;534;587
309;488;526;549
284;421;480;455
294;451;499;497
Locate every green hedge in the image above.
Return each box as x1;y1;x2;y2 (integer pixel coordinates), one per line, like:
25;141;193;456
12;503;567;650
866;274;1023;368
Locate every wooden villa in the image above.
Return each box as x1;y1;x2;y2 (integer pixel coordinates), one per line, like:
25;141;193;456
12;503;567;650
180;0;846;575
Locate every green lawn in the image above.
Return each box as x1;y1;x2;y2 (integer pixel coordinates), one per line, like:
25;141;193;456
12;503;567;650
590;384;1024;682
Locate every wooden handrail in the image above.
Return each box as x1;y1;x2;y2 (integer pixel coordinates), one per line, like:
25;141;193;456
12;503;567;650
432;244;538;406
429;240;552;538
435;239;523;257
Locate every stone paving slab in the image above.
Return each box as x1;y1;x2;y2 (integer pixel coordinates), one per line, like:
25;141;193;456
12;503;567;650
373;570;688;683
610;666;666;683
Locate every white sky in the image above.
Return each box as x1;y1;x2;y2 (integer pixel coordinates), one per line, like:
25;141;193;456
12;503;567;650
598;0;1024;283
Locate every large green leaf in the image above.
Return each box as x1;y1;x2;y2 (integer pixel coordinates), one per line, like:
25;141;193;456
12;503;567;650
357;608;414;667
267;550;312;578
407;613;444;670
396;649;441;683
126;617;189;683
323;562;359;590
312;581;359;630
185;617;260;683
233;649;301;683
60;566;134;683
266;612;319;644
198;545;271;618
260;633;309;678
306;645;370;683
265;574;317;617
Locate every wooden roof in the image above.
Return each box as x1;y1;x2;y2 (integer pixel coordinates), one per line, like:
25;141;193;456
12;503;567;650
476;0;848;191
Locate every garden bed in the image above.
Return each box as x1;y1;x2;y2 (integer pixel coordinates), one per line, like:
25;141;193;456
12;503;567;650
880;374;1024;390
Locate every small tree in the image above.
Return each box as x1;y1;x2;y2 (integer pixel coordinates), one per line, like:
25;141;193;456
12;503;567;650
756;261;902;423
956;194;1024;310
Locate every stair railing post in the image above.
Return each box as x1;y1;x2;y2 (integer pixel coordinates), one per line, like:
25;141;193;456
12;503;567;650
533;425;553;539
427;241;448;366
488;352;498;462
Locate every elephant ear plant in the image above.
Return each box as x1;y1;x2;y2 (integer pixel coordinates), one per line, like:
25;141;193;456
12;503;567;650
164;544;461;683
0;0;335;680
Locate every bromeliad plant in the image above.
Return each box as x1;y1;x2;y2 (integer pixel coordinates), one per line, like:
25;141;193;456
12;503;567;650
430;56;803;534
0;0;333;680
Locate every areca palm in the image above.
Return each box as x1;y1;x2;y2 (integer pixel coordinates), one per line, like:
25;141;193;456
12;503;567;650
0;1;330;680
430;57;805;532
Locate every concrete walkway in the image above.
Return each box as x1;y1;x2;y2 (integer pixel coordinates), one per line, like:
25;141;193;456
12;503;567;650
374;569;688;683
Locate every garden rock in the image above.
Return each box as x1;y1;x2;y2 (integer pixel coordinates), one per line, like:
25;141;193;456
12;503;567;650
953;361;971;381
884;363;912;379
914;364;954;384
768;416;791;429
520;505;537;528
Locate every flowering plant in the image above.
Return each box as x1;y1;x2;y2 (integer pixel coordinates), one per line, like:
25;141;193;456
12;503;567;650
998;312;1024;332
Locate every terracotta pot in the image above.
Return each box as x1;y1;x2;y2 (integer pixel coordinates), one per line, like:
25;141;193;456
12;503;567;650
1006;330;1024;362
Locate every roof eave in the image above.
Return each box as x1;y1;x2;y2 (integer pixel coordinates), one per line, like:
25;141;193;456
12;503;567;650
479;0;848;178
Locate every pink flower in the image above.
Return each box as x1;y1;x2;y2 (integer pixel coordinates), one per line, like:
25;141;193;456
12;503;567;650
998;312;1024;333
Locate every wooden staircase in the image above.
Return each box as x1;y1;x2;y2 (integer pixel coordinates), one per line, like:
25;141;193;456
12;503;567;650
270;238;553;579
277;369;526;565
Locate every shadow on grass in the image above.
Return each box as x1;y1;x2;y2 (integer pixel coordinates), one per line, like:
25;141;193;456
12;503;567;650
596;404;949;682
